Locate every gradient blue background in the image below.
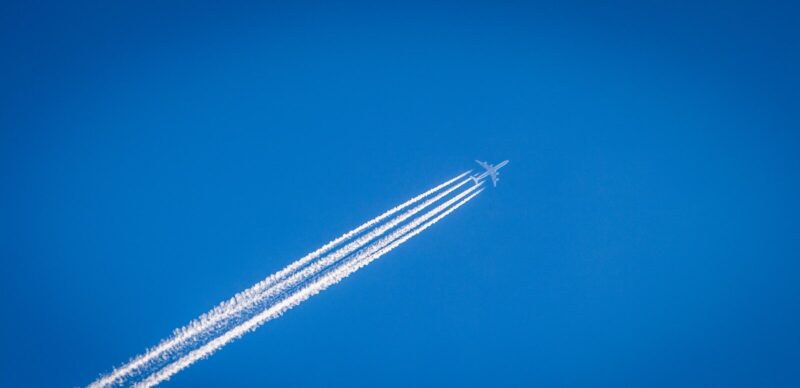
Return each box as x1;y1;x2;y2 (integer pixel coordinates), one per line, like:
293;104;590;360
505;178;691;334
2;1;799;387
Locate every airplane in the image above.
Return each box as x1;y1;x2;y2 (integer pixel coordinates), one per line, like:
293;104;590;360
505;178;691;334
472;159;509;187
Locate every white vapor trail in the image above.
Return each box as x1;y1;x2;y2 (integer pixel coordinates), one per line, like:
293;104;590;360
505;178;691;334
135;186;484;387
90;171;471;387
217;178;472;314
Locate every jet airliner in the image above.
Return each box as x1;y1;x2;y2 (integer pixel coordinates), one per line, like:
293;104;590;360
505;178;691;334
471;160;509;187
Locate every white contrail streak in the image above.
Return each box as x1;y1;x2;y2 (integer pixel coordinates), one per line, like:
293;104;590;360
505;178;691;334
219;178;472;314
136;186;484;387
90;171;470;387
182;177;473;341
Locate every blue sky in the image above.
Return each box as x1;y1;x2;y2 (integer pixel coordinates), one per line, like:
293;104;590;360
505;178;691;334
2;1;799;386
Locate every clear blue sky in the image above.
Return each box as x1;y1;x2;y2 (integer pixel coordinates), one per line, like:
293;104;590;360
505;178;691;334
2;1;799;387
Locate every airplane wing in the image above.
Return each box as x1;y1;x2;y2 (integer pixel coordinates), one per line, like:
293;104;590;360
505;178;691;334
475;160;491;170
490;174;499;187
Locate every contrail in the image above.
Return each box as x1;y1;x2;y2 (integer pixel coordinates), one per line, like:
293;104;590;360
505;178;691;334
89;171;471;387
178;176;473;341
221;178;473;314
153;177;474;365
280;182;483;310
135;186;484;387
